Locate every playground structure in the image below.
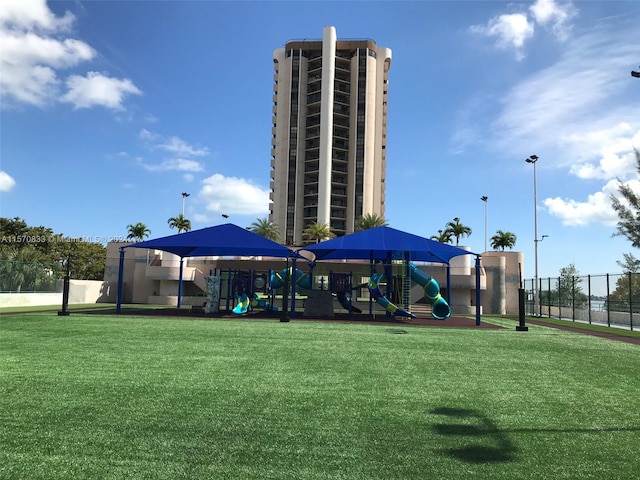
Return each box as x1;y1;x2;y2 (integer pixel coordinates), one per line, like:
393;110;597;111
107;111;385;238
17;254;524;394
223;261;451;320
366;262;450;320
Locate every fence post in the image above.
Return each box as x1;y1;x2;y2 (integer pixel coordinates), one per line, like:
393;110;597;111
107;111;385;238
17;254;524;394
606;274;611;327
587;275;592;324
629;272;633;331
547;277;551;318
572;276;576;322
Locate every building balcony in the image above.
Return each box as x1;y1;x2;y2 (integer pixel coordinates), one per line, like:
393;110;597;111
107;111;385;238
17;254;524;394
146;265;196;282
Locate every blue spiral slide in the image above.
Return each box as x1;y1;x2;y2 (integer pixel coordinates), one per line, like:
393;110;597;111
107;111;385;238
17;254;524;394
367;263;451;320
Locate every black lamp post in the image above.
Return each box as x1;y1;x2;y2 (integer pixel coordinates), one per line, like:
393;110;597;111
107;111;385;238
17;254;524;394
480;196;488;252
525;154;541;316
181;192;190;216
58;255;71;316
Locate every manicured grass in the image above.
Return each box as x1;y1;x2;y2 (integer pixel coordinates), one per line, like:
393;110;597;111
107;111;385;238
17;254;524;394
1;314;639;479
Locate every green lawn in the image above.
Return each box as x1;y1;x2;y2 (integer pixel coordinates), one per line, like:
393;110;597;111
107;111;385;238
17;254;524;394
1;314;639;479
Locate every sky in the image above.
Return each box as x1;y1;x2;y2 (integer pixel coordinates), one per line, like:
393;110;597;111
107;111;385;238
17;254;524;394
1;0;639;281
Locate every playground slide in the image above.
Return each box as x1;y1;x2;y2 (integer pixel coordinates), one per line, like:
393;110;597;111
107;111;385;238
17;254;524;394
270;267;312;290
335;291;363;314
270;268;361;313
368;272;416;318
232;293;250;315
251;293;278;312
409;263;451;320
367;264;451;320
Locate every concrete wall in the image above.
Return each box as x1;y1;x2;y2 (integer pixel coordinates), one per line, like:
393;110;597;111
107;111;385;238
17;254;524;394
483;251;524;315
0;279;116;307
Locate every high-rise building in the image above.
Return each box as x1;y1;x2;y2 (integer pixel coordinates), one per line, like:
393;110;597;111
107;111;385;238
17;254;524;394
270;26;392;246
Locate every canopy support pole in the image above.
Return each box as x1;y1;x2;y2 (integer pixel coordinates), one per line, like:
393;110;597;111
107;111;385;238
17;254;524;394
116;248;125;314
475;255;482;326
177;258;184;309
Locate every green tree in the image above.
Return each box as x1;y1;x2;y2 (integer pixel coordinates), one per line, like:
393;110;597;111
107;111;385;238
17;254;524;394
611;147;640;248
303;222;335;243
556;264;587;308
430;229;453;244
250;218;280;242
126;222;151;242
0;217;106;282
167;214;191;233
608;254;640;313
490;230;517;251
355;213;388;231
445;217;472;246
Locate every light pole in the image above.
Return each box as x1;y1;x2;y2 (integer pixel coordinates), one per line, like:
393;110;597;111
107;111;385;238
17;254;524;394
181;192;190;216
480;196;488;252
632;66;639;78
525;154;540;316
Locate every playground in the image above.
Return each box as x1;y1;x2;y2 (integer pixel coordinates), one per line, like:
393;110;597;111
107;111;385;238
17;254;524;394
203;262;457;323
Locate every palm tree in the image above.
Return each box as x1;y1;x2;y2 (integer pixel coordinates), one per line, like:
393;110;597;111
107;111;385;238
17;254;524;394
490;230;517;251
167;213;191;233
303;221;335;243
431;229;453;244
250;218;280;242
126;222;151;242
355;213;388;231
445;217;472;246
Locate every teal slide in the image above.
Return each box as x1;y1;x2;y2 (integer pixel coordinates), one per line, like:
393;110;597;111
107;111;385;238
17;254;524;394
409;263;451;320
367;263;451;320
231;293;250;314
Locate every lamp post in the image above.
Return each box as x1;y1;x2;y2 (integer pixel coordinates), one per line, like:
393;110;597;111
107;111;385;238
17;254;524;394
525;154;540;316
632;66;639;78
181;192;190;216
480;196;488;252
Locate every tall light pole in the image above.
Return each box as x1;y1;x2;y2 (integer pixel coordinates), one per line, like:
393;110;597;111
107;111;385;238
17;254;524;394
480;196;488;252
181;192;190;216
525;155;540;316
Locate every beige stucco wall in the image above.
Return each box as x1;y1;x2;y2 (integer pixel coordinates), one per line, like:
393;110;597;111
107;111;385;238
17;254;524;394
0;279;117;307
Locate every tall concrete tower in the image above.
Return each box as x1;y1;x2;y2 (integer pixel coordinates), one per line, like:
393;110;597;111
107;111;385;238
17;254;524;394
270;26;391;245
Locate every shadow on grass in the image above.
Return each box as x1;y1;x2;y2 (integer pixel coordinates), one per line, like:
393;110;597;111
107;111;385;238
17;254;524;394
430;407;517;464
429;406;640;464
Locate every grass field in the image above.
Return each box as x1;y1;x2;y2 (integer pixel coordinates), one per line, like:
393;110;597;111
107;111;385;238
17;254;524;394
1;313;639;479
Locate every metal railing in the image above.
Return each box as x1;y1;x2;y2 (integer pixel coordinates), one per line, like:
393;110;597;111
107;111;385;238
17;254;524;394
524;273;640;330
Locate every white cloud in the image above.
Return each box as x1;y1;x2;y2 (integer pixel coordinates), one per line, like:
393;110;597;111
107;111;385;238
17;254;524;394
138;158;204;172
470;13;534;60
470;0;576;60
0;171;16;192
61;71;141;110
139;129;209;157
529;0;576;40
199;173;269;216
568;127;640;180
0;1;139;110
0;0;75;32
544;179;622;226
489;26;639;162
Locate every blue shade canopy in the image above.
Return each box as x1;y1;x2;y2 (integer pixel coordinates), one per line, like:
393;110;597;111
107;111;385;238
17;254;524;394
300;226;475;264
125;223;296;258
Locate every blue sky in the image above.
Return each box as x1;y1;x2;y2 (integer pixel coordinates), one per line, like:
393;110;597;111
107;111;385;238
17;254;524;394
1;0;639;280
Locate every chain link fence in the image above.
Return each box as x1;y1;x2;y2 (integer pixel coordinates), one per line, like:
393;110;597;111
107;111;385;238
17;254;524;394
0;260;60;293
524;273;640;330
